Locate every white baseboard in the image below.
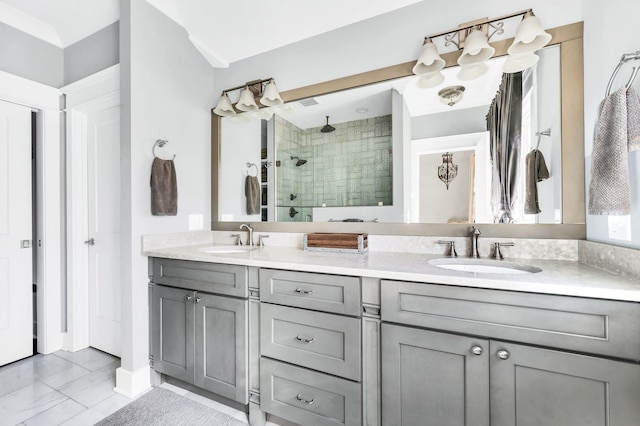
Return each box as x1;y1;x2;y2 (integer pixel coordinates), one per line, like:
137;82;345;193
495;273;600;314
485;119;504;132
114;365;151;398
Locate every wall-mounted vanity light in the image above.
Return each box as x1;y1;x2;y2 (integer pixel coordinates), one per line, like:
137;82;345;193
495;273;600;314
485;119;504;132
213;78;284;118
412;8;552;88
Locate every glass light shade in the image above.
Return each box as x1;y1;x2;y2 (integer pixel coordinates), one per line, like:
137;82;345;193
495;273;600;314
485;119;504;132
260;80;284;106
457;29;495;66
457;62;488;81
213;93;236;116
236;87;259;112
416;71;445;89
508;14;552;55
412;39;446;75
503;52;539;73
253;107;273;120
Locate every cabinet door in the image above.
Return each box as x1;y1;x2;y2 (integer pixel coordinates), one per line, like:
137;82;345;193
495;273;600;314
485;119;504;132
150;285;195;383
381;324;489;426
490;340;640;426
194;292;248;404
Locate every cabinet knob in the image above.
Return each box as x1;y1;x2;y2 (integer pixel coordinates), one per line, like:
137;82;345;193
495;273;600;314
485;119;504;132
184;295;192;301
497;349;510;360
295;335;315;344
195;297;201;303
470;345;483;356
296;393;315;405
295;288;315;295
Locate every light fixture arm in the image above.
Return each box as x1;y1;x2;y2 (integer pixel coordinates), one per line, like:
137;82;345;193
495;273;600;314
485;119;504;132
423;8;533;48
221;78;274;96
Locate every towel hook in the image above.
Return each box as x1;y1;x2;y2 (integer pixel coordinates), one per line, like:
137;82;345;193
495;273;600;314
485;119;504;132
246;162;259;177
153;139;176;160
605;50;640;97
535;128;551;150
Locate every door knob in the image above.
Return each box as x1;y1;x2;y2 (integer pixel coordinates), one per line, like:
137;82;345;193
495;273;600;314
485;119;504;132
84;238;95;246
497;349;511;360
470;345;483;356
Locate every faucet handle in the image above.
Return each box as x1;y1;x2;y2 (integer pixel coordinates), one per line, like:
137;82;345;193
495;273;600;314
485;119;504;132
492;242;514;260
437;240;458;258
230;234;242;246
258;235;270;247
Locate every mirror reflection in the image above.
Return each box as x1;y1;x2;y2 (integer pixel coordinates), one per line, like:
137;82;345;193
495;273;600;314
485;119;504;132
218;45;561;225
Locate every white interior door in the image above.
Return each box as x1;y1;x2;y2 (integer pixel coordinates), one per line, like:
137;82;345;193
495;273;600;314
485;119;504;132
87;105;121;357
0;100;33;366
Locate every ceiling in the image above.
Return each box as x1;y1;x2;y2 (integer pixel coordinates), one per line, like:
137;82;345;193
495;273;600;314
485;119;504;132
0;0;423;63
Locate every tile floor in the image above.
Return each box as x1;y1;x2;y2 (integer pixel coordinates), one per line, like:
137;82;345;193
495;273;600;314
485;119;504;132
0;348;250;426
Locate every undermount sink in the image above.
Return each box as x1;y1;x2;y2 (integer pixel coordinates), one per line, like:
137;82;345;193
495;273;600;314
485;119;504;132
428;258;542;275
199;245;258;254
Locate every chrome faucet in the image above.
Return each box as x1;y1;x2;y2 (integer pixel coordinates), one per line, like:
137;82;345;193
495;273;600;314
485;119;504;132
239;223;254;246
470;226;481;258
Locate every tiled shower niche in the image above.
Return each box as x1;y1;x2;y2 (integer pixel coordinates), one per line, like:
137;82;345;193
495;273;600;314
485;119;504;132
275;114;392;222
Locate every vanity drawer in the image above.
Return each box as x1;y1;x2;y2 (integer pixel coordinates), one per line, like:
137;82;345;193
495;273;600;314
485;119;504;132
261;303;361;381
381;280;640;361
260;269;360;316
150;258;247;298
260;357;362;426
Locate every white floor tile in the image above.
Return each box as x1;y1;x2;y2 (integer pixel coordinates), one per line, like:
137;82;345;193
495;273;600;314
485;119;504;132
57;362;119;408
39;364;91;390
59;393;130;426
52;348;119;372
23;399;86;426
0;382;67;426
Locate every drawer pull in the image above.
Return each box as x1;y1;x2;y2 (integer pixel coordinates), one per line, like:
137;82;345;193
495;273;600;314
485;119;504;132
295;335;316;344
296;393;315;405
184;295;192;302
497;349;511;360
295;288;315;295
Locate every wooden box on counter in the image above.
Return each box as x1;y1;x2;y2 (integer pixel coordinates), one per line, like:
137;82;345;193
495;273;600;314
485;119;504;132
303;233;368;254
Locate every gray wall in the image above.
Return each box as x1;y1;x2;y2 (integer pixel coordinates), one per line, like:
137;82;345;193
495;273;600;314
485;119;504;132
0;21;119;88
64;22;119;86
0;22;63;87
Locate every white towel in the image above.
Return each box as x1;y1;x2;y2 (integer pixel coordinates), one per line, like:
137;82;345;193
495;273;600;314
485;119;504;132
588;86;640;215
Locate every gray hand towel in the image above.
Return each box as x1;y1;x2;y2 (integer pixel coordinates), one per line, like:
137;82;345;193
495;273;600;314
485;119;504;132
588;86;640;215
151;158;177;216
524;149;550;214
245;175;260;215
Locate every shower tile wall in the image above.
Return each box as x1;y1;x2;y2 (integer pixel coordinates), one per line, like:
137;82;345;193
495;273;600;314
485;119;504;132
275;115;392;222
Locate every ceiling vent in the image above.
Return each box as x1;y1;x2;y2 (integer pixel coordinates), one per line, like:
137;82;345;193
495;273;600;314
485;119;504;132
298;98;319;107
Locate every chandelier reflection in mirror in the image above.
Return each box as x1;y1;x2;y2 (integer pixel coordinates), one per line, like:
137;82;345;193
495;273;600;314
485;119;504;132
438;152;458;190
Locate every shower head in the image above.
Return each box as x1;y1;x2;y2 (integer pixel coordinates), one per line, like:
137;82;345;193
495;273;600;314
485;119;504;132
321;116;335;133
290;156;307;166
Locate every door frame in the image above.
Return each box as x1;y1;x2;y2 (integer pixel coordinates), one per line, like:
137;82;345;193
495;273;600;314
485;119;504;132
61;65;120;351
0;71;63;355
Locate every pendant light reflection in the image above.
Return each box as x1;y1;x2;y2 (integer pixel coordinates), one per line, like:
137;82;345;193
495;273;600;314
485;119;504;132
438;85;465;107
438;152;458;190
503;52;540;73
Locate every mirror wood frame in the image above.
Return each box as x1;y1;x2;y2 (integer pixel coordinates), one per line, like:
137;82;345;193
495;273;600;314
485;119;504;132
211;22;585;239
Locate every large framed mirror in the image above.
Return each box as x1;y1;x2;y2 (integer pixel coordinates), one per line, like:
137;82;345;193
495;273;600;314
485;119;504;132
211;22;584;238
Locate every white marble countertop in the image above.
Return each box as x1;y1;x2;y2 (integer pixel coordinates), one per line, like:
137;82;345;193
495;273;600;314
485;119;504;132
145;244;640;303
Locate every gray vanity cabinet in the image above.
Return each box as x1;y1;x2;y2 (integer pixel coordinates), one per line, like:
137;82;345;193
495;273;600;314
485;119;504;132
382;324;490;426
149;258;249;405
490;340;640;426
381;280;640;426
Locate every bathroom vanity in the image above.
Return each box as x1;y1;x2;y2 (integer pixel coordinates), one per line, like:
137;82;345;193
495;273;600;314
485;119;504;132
146;241;640;426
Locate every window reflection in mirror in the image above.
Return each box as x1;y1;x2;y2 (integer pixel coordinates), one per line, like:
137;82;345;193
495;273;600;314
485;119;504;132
217;44;561;225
